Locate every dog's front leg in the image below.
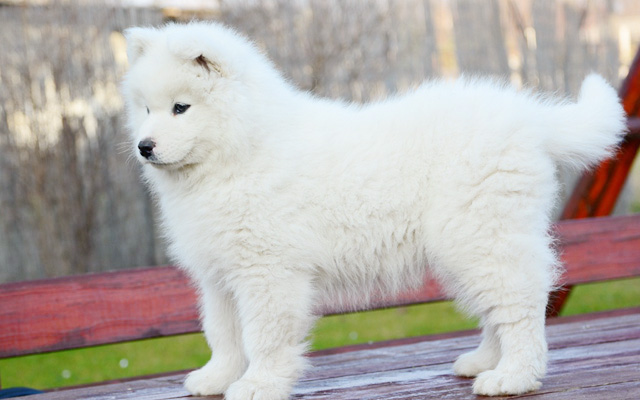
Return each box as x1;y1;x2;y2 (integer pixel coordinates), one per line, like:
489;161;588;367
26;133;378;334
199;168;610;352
184;279;247;395
224;267;316;400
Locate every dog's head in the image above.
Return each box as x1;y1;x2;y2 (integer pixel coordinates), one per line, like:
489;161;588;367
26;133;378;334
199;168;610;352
122;22;278;171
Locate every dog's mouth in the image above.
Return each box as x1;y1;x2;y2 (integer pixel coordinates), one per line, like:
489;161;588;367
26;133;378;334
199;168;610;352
141;151;197;171
144;157;185;168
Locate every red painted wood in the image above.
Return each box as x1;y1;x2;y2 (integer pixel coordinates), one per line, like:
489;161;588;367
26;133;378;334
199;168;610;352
0;266;200;358
554;215;640;284
1;215;639;359
621;47;640;118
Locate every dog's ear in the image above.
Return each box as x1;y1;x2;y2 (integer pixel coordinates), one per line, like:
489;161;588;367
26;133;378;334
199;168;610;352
166;33;226;77
193;54;224;76
124;27;158;65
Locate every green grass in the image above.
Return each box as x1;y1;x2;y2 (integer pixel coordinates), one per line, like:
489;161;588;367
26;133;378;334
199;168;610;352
1;277;638;390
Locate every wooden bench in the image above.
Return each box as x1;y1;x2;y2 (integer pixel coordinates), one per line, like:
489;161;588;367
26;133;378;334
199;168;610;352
1;214;640;399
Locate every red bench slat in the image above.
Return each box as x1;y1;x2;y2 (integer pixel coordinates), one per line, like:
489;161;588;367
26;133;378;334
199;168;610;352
0;267;199;358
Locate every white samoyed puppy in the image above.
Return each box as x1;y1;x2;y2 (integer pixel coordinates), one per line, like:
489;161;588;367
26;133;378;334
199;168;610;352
122;22;626;399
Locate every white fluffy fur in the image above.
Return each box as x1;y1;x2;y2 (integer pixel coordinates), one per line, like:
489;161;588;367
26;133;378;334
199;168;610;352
122;22;626;399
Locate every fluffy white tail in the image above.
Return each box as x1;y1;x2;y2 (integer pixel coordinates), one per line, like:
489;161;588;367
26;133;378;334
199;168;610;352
545;74;627;170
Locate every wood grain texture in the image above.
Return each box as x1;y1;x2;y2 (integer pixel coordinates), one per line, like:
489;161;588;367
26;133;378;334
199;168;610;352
0;267;200;358
1;215;640;358
17;309;640;400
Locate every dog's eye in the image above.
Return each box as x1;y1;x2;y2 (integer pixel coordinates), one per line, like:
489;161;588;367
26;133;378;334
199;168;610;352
173;103;191;115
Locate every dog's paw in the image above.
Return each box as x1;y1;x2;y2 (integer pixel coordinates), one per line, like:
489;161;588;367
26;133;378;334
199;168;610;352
472;369;542;396
184;363;239;396
453;348;500;377
225;378;290;400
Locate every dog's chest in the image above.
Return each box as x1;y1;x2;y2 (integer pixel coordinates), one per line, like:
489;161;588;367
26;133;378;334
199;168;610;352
156;184;249;271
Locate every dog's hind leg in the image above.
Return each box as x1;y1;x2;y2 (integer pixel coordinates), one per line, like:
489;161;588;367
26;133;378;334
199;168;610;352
446;234;554;396
472;281;549;396
428;163;558;395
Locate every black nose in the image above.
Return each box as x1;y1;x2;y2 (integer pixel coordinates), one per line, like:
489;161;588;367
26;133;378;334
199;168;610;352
138;139;155;159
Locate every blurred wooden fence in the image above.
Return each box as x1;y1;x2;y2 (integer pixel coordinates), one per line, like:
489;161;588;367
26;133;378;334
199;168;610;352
0;0;636;282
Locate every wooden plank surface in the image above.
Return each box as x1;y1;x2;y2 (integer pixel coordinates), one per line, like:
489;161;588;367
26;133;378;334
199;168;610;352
2;215;640;358
16;308;640;400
